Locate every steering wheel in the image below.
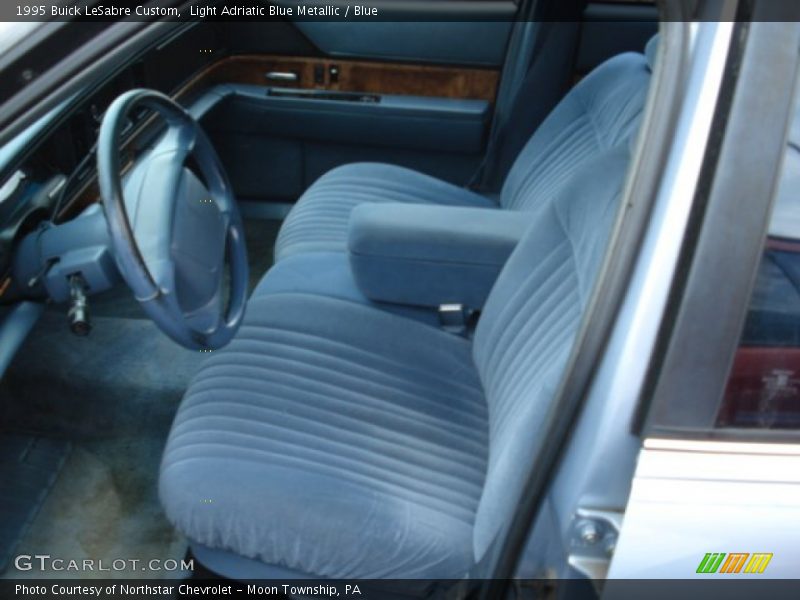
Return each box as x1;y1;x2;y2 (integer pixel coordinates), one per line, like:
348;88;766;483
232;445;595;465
97;89;248;350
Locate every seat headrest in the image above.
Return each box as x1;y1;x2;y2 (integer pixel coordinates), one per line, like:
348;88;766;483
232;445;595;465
645;34;660;72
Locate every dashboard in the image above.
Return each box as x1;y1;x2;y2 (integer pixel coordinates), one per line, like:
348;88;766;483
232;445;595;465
0;17;504;306
0;22;220;301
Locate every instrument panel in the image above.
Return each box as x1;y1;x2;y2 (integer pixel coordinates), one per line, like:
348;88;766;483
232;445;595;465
0;23;221;301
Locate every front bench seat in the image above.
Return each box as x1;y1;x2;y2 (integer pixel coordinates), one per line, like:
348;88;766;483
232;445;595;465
159;142;634;579
273;37;657;261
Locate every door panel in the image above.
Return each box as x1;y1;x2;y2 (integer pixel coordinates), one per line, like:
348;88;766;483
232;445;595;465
195;18;511;204
193;7;659;205
191;55;499;101
198;84;491;202
294;20;514;66
208;89;489;152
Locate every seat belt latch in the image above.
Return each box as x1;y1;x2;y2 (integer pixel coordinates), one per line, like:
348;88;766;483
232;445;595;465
439;303;470;335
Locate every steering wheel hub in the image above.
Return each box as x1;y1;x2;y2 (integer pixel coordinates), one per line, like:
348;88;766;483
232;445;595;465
97;89;248;349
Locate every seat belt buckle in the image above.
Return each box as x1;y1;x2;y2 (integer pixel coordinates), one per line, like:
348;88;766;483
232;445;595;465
439;303;470;335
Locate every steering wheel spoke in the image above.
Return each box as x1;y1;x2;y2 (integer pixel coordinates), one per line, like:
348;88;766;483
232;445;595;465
97;89;248;350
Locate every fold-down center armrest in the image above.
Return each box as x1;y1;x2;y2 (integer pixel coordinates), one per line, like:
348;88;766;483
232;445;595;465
348;203;528;309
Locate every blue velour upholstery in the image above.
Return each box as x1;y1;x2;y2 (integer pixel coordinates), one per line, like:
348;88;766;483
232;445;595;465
275;45;652;261
498;50;649;211
348;203;529;309
253;251;442;328
159;144;633;578
470;146;630;557
159;38;656;580
274;164;495;261
160;292;488;578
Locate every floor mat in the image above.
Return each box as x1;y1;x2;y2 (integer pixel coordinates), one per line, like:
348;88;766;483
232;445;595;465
243;218;280;293
0;216;282;578
0;313;205;579
8;442;187;580
0;435;70;573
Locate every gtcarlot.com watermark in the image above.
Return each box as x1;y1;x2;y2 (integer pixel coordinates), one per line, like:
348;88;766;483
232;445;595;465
13;554;194;573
